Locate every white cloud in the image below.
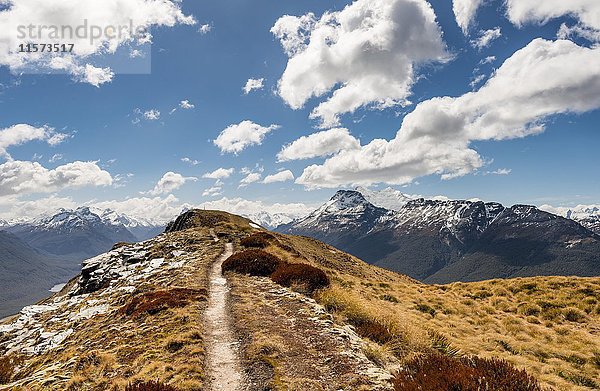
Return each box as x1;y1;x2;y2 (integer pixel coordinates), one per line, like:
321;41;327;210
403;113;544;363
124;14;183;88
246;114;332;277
452;0;483;34
180;100;195;109
80;65;115;87
296;38;600;188
540;203;600;221
89;194;186;224
202;185;222;197
181;157;200;166
143;109;161;121
272;0;448;128
480;55;496;64
469;73;486;88
202;167;234;179
214;120;279;154
471;27;502;49
505;0;600;33
486;168;512;176
243;78;265;94
0;194;77;221
198;23;212;34
199;197;314;220
558;23;600;43
0;124;69;159
277;128;360;162
0;0;195;85
0;160;112;196
263;170;294;184
239;172;262;187
146;172;197;196
49;153;63;163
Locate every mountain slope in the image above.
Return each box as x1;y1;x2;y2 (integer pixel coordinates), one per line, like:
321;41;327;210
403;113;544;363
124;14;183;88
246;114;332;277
280;190;600;283
0;231;79;318
1;210;596;390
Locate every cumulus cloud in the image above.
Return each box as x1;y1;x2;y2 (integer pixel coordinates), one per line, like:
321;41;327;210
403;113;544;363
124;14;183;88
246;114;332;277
239;172;262;187
202;167;234;179
198;23;212;34
0;124;69;159
277;128;360;162
214;120;279;154
0;0;195;85
505;0;599;32
0;194;77;221
296;39;600;188
143;109;161;121
146;172;197;196
0;160;112;196
243;78;265;94
263;170;294;184
199;197;314;220
272;0;448;128
180;100;195;109
452;0;483;34
471;27;502;49
558;23;600;43
89;194;187;224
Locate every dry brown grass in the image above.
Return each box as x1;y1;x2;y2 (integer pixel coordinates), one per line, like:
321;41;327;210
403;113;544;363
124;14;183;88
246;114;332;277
254;232;600;391
118;288;207;318
0;355;22;384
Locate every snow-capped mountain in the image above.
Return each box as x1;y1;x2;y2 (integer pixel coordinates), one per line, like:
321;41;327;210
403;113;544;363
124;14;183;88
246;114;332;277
280;190;600;283
355;186;415;211
243;211;301;229
540;204;600;235
89;207;165;241
5;207;139;260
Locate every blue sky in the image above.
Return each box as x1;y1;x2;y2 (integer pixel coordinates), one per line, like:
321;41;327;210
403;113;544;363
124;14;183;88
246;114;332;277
0;0;598;221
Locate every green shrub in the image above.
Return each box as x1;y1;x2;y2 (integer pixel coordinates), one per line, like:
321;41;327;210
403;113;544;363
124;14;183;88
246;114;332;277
393;353;544;391
270;262;330;294
222;249;282;276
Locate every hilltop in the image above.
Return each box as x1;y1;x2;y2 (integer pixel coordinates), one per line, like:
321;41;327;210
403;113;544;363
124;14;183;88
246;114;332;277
0;210;598;390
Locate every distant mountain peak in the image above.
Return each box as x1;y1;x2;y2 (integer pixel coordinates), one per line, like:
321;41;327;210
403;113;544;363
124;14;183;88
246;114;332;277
355;186;414;211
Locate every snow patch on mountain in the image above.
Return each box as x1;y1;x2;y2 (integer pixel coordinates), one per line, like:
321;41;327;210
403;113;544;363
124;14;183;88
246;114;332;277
540;204;600;234
355;187;415;211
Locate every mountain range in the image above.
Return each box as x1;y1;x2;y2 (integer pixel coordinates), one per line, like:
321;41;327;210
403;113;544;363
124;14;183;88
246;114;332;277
2;207;165;261
279;189;600;283
1;209;597;390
